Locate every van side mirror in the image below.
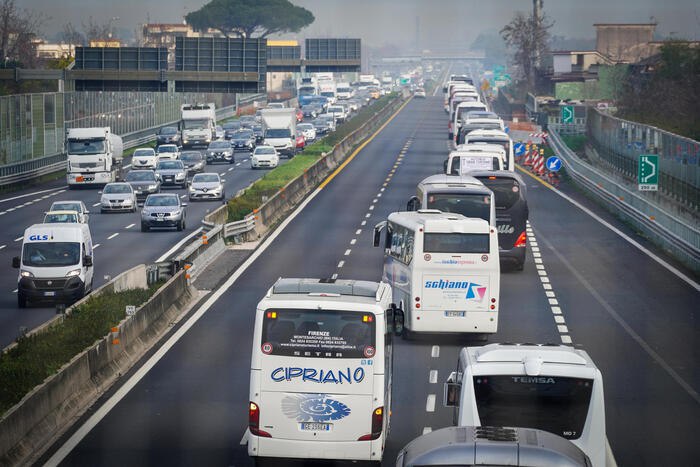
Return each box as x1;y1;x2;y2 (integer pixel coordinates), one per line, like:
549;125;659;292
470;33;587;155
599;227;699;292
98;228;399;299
83;255;93;267
444;371;461;407
12;256;20;268
406;196;420;211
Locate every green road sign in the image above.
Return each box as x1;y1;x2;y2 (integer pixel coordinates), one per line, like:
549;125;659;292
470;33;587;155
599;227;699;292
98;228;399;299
638;154;659;191
561;105;574;124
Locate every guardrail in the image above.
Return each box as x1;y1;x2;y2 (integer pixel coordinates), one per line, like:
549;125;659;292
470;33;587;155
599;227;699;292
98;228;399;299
549;129;700;272
0;94;266;189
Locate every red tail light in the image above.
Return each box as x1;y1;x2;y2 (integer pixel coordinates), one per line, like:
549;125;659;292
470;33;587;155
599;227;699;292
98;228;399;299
358;407;384;441
249;402;271;438
514;231;527;248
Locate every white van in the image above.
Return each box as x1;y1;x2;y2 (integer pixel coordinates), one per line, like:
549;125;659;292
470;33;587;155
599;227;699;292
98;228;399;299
463;129;515;171
12;223;94;308
248;278;404;465
444;344;609;467
451;101;489;141
445;148;505;175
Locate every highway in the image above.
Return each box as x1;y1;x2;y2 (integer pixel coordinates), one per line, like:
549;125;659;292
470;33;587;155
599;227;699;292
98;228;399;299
35;94;699;466
0;151;286;348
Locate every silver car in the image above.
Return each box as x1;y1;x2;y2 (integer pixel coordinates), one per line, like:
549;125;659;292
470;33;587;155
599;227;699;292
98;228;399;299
155;160;187;188
206;140;235;164
100;182;137;213
140;193;187;232
188;172;225;201
180;151;206;174
49;200;90;223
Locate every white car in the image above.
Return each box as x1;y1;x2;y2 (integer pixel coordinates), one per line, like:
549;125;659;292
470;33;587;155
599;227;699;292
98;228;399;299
131;147;158;169
188;172;225;201
49;200;89;223
251;145;279;169
414;88;426;98
156;144;180;161
100;182;137;213
297;123;317;142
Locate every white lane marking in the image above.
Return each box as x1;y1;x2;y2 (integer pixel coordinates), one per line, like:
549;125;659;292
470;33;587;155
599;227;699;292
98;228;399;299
534;258;543;264
355;229;362;235
536;264;545;270
0;245;4;250
549;298;559;305
93;243;101;249
431;345;440;358
92;203;100;207
543;283;553;290
429;370;438;384
545;291;555;297
531;246;540;252
365;213;371;218
344;249;351;256
155;227;203;263
331;273;338;280
337;261;345;268
123;164;131;169
554;315;566;324
540;276;550;283
369;205;374;211
557;324;569;334
372;199;378;204
12;289;17;293
537;270;546;276
227;168;234;172
6;208;15;212
221;179;226;183
426;394;436;412
551;306;562;314
239;428;250;445
125;224;135;229
422;427;432;435
536;228;700;404
107;233;119;240
533;252;541;258
548;178;700;291
14;236;22;242
350;239;356;245
180;195;186;199
235;162;242;166
377;193;382;198
0;186;67;204
561;335;573;344
361;220;366;226
380;188;385;192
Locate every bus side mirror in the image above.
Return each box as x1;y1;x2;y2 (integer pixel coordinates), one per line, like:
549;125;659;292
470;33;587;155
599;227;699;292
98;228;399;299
83;255;93;267
444;371;461;407
387;305;405;336
12;256;20;268
372;221;387;247
406;196;419;211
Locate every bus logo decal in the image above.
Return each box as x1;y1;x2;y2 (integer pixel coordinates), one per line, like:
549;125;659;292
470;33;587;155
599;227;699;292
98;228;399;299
425;279;487;302
271;366;365;384
282;394;351;422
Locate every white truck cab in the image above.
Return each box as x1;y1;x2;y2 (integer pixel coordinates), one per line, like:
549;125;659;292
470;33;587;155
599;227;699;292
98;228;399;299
12;223;94;308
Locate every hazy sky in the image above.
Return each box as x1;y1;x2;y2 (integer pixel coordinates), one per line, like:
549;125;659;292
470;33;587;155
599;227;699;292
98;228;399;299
23;0;700;46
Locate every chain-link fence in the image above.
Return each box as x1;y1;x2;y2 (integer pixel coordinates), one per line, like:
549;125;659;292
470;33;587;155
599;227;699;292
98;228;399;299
0;90;239;167
588;108;699;209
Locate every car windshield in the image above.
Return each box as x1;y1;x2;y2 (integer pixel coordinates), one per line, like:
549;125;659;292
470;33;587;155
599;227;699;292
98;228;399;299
67;139;105;155
193;174;219;183
104;184;132;194
427;193;492;222
233;130;253;138
223;122;240;130
51;202;81;212
160;127;177;135
265;129;291;138
145;196;178;207
180;152;202;161
157;161;183;170
44;213;78;223
209;141;230;149
298;124;312;130
255;147;275;155
158;146;176;153
182;119;209;130
133;149;154;157
126;171;155;181
23;242;80;267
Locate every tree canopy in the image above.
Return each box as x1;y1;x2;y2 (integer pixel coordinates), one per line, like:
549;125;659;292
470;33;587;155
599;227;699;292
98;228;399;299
500;10;552;91
186;0;315;38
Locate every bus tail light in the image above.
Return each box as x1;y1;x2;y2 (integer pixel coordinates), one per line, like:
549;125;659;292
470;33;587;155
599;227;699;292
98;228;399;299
358;406;384;441
514;231;527;248
249;402;271;438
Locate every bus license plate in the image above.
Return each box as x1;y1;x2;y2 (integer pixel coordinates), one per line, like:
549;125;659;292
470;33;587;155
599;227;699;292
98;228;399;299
44;291;56;297
445;311;465;317
300;422;331;431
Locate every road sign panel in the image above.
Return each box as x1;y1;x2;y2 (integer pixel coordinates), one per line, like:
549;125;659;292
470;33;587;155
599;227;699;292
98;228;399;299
514;142;525;155
638;154;658;191
561;105;574;124
546;156;562;172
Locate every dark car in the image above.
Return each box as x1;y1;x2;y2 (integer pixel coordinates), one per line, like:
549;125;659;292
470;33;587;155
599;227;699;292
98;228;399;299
206;140;235;164
312;117;332;135
180;151;206;174
140;193;187;232
222;121;242;139
156;126;181;146
230;129;256;151
124;169;160;202
239;115;256;128
301;104;321;119
252;124;265;143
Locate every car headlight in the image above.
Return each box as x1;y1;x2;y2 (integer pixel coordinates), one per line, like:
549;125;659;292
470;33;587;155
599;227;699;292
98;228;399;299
176;173;185;179
172;209;181;216
183;139;188;144
20;270;33;278
148;184;158;190
101;196;108;204
65;269;81;277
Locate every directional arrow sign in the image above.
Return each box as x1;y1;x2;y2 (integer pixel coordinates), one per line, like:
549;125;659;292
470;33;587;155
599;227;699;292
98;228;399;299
514;142;525;155
638;154;658;191
546;156;562;172
561;105;574;124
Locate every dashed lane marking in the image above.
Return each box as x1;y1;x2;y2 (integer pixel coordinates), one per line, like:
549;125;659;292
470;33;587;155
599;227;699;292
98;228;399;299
337;261;345;268
14;236;22;242
344;249;351;256
355;229;362;235
426;394;436;413
350;239;356;245
431;345;440;358
429;370;438;384
107;233;119;240
92;203;100;207
125;224;135;229
93;243;101;249
422;427;432;435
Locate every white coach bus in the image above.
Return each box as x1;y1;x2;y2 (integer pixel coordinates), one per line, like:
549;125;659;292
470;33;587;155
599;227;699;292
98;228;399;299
248;278;404;466
373;210;500;338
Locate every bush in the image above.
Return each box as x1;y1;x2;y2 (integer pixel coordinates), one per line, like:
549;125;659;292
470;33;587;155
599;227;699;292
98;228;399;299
0;283;162;415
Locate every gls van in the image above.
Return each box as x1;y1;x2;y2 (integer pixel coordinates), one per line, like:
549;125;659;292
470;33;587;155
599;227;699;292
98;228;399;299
12;223;94;308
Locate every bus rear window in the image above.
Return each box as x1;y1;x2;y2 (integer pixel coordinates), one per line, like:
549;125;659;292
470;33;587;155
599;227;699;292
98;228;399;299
261;309;376;359
476;177;522;210
473;375;594;440
423;233;490;253
427;193;491;222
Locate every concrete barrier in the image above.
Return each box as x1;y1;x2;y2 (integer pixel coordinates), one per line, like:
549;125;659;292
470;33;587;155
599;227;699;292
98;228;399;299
0;270;193;466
